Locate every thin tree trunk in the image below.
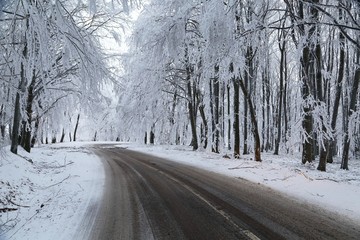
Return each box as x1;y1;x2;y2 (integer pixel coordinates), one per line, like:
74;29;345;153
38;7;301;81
231;63;240;158
199;104;208;149
60;128;65;143
73;114;80;142
274;37;286;155
227;83;231;151
0;104;5;139
213;64;220;153
150;124;155;144
31;117;39;147
283;49;289;153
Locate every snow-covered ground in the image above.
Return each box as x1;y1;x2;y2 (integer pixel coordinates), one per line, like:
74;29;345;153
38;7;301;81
0;143;105;240
1;141;360;239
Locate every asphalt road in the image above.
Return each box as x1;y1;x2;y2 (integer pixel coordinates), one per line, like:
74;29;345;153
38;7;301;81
85;145;360;240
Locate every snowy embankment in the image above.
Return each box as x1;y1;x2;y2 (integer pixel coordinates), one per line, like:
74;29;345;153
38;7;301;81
123;143;360;223
0;143;105;240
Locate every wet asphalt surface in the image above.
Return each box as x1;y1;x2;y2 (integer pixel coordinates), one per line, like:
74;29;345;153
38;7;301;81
84;145;360;240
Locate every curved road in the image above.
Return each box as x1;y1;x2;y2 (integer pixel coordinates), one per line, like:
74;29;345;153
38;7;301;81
84;145;360;240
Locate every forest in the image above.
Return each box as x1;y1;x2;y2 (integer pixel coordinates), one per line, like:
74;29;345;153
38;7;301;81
1;0;360;172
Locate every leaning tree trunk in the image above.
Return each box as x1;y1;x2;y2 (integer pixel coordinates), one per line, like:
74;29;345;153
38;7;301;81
199;103;208;149
73;113;80;142
239;77;261;162
60;128;65;143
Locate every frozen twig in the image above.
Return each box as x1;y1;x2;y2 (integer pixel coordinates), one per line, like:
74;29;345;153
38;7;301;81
229;163;261;170
41;175;71;189
314;178;339;182
16;154;33;164
6;197;30;208
0;207;18;213
294;169;313;181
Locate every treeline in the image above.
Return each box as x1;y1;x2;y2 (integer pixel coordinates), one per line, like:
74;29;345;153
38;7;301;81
122;0;360;171
0;0;134;153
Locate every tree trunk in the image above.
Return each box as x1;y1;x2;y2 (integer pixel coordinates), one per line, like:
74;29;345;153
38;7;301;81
0;104;5;140
11;18;29;154
239;77;261;162
51;134;56;144
231;63;240;158
185;46;198;150
298;1;314;164
31;117;39;147
60;128;65;143
283;49;289;153
274;37;286;155
199;104;208;149
324;9;346;164
243;47;252;155
73;114;80;141
21;75;36;153
341;66;360;170
150;124;155;144
10;90;22;154
227;83;231;151
212;64;220;153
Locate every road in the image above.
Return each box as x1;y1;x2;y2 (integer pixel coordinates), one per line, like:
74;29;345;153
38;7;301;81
84;145;360;240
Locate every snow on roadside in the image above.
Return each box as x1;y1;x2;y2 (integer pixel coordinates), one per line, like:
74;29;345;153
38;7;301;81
0;143;105;240
122;143;360;223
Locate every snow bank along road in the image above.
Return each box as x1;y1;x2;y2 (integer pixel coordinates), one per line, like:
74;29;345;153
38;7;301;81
89;145;360;240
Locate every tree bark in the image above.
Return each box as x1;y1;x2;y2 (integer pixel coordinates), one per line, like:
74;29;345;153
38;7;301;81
60;128;65;143
298;1;315;164
21;75;36;153
239;77;261;162
73;114;80;141
227;83;231;151
199;104;208;149
341;66;360;170
185;47;198;150
10;17;29;154
231;63;240;158
212;64;220;153
0;104;5;140
274;36;286;155
150;124;155;144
